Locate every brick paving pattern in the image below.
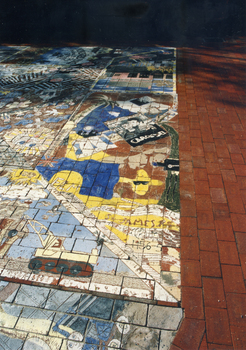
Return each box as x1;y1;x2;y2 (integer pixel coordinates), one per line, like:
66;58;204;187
173;39;246;349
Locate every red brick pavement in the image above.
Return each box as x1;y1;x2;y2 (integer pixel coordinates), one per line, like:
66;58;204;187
173;40;246;349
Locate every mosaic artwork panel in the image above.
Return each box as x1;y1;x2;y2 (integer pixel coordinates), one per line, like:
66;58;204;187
0;46;180;305
0;282;183;350
92;47;176;94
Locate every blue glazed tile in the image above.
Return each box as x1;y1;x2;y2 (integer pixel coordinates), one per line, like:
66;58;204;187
164;87;173;92
57;204;70;212
6;245;35;260
0;332;24;350
0;177;9;186
82;174;96;185
49;222;75;237
35;209;61;223
73;239;98;254
12;238;21;246
19;233;44;248
98;163;113;174
100;244;117;258
63;237;76;251
53;313;88;337
35;199;59;210
45;289;81;313
78;295;114;320
20;306;54;320
94;257;118;273
90;185;106;198
1;302;23;317
82;344;99;350
116;260;136;276
58;212;81;225
112;299;128;320
24;208;39;219
80;186;91;196
15;285;50;307
73;226;97;240
94;173;110;187
84;320;114;344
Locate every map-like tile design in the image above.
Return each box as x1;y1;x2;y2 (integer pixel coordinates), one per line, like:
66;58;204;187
0;46;180;305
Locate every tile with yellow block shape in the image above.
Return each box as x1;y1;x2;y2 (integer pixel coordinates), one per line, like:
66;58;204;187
0;303;23;329
15;307;55;335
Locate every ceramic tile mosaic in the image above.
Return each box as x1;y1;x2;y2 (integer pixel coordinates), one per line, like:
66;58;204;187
0;282;183;350
0;46;180;307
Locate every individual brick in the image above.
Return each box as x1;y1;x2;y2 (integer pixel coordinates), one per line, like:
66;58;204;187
200;251;221;277
203;277;226;309
233;164;246;176
205;152;218;163
212;203;230;220
180;160;193;173
215;219;235;241
180;172;195;186
193;156;206;168
227;143;241;154
216;147;230;158
221;169;237;182
203;143;216;153
181;237;200;260
194;168;208;181
230;325;246;350
226;293;246;326
180;185;195;201
180;199;197;217
218;241;240;265
205;307;232;345
230;153;244;164
206;163;221;175
208;175;224;188
218;158;233;170
194;180;210;195
196;195;213;211
181;260;202;287
199;230;218;251
197;211;215;230
231;213;246;233
180;217;198;237
181;287;204;319
210;188;227;204
235;232;246;254
172;318;205;350
221;265;246;294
